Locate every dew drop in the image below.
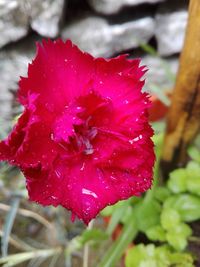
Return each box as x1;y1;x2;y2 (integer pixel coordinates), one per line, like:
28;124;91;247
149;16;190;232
80;162;85;171
76;106;82;111
82;188;98;199
110;175;117;181
123;100;129;104
54;169;61;178
129;134;143;144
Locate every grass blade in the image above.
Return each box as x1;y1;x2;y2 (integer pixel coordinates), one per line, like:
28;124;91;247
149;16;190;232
97;213;138;267
106;200;130;235
0;248;61;267
1;197;20;257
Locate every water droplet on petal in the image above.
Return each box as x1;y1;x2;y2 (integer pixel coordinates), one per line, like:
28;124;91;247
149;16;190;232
80;162;85;171
76;106;82;111
82;188;98;199
129;134;143;144
123;100;129;104
55;169;61;178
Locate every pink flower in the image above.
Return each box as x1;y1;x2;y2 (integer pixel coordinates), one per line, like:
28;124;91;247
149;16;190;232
0;39;155;224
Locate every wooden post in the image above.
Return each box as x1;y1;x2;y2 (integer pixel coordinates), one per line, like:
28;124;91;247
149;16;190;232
161;0;200;178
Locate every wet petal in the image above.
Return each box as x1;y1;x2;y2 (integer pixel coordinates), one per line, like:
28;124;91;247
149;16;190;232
0;39;155;224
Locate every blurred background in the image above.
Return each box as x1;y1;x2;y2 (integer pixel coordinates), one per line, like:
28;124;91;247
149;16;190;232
0;0;190;266
0;0;188;133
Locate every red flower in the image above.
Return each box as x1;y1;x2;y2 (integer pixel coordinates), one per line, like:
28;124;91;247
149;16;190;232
0;40;155;224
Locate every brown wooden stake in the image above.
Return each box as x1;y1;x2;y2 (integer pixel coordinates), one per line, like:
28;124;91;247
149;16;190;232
161;0;200;178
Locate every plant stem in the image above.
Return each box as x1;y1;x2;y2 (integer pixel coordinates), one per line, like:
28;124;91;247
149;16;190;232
83;220;94;267
97;213;138;267
161;0;200;177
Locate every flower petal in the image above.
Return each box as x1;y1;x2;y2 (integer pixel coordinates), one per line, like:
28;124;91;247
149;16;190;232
0;39;155;224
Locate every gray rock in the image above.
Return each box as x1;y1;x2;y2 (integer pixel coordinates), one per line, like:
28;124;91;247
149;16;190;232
0;0;65;48
62;16;155;57
0;40;34;135
29;0;65;37
88;0;166;14
0;0;29;48
142;55;178;93
155;10;188;56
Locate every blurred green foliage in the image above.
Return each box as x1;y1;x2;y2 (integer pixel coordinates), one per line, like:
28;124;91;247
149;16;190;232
2;130;200;267
98;135;200;267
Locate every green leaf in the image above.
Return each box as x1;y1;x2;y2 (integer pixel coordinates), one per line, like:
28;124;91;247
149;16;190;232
106;200;130;235
167;169;187;193
187;161;200;175
125;244;151;267
146;225;166;242
79;229;108;245
154;246;171;266
135;200;161;232
176;223;192;238
101;205;116;217
125;244;170;267
140;43;158;56
170;252;194;266
186;177;200;196
166;233;187;251
186;162;200;196
1;197;20;257
154;187;171;203
121;205;133;225
97;212;138;267
166;223;192;251
125;244;195;267
164;194;200;222
161;209;180;230
188;146;200;163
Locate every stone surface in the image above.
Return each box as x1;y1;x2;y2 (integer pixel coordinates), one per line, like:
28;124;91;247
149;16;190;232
0;38;34;135
0;0;29;48
88;0;166;14
155;9;188;56
0;0;65;48
62;16;155;57
30;0;65;37
142;55;178;92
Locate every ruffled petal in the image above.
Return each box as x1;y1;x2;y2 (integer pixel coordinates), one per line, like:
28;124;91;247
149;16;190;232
0;39;155;224
0;110;29;163
18;40;95;108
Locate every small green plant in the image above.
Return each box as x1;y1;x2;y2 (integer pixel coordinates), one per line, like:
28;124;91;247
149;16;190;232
125;244;194;267
99;135;200;267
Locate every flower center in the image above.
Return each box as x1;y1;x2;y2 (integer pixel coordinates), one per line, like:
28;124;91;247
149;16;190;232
69;117;98;155
53;90;113;156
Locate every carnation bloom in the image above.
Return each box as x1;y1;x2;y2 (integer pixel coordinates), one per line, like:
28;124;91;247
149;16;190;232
0;39;155;224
